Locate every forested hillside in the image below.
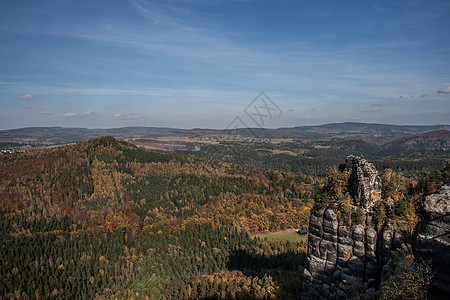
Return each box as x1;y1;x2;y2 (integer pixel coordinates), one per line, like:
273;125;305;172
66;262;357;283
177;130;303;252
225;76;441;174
1;136;448;299
0;136;313;299
193;137;449;178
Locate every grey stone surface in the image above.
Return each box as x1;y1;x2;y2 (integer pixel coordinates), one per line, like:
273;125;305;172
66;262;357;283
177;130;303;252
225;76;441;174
302;156;401;299
340;155;382;211
413;183;450;297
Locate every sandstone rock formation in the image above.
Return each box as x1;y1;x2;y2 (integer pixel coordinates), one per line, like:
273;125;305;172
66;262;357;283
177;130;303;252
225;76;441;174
339;155;382;212
302;156;401;299
413;183;450;298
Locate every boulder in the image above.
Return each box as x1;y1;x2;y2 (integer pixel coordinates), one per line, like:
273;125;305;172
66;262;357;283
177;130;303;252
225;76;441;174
413;183;450;297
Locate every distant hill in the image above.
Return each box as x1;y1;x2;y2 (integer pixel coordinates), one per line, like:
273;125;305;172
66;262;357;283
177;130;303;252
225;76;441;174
0;126;183;147
279;122;450;140
379;129;450;156
1;122;449;147
187;122;450;140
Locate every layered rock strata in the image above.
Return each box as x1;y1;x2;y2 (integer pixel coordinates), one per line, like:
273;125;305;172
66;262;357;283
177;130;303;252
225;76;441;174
302;156;400;299
339;155;382;212
413;183;450;298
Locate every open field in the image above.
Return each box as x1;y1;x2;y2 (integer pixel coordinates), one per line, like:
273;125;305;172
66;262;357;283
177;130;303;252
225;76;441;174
270;149;299;156
252;229;308;243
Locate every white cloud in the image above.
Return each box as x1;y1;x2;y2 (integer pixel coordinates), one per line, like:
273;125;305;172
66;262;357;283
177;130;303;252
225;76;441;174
41;111;51;115
20;94;33;100
63;110;93;117
26;105;32;109
80;110;92;116
114;113;141;120
437;86;450;94
359;109;383;113
63;112;79;117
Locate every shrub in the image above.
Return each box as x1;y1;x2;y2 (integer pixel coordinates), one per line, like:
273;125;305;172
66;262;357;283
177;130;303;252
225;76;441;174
380;244;433;300
353;208;365;225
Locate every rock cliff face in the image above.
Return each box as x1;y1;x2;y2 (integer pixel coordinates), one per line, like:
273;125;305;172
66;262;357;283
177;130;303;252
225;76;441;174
339;155;382;212
413;183;450;297
302;156;401;299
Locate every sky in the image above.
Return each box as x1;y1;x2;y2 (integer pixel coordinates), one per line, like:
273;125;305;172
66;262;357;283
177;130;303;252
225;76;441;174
0;0;449;130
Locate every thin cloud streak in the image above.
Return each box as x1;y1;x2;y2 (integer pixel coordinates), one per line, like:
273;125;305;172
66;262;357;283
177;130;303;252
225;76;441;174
114;113;141;120
29;84;258;103
20;94;33;100
62;110;93;117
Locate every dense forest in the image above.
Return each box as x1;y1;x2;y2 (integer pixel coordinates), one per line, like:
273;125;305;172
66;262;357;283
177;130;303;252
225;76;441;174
1;136;448;299
0;137;312;299
189;138;449;178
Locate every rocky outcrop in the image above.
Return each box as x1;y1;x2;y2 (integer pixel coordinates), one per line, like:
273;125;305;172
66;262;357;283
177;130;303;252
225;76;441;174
339;155;382;212
413;183;450;297
302;156;400;299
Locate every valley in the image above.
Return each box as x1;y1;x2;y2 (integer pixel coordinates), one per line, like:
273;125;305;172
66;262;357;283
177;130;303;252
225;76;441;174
0;124;449;299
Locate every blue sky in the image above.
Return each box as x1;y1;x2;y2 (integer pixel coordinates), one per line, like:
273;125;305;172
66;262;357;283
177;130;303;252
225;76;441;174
0;0;449;130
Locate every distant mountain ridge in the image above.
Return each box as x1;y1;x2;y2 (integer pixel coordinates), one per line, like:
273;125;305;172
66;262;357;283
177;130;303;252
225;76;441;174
290;122;449;132
0;126;184;146
280;122;450;140
0;122;449;147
